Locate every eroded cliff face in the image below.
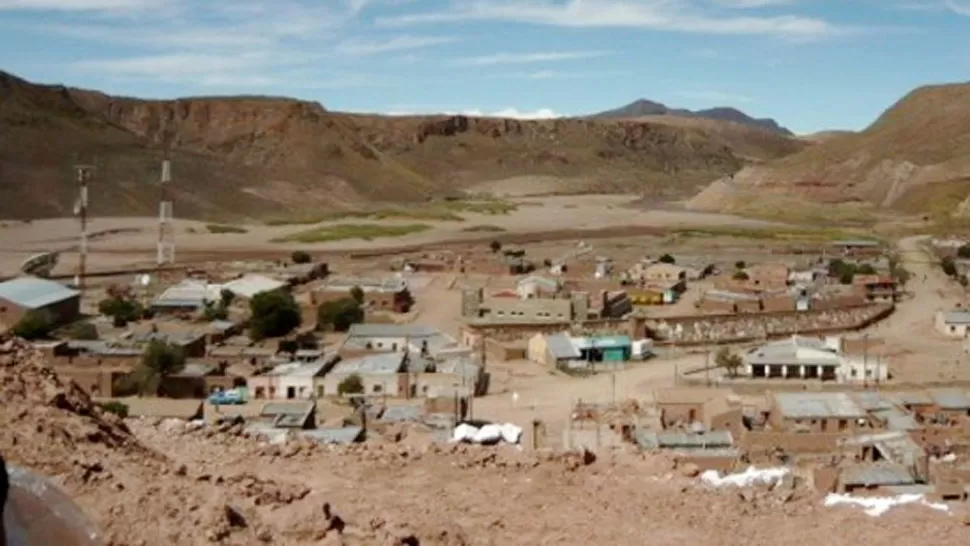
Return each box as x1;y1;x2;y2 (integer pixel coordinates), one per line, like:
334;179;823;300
1;70;803;219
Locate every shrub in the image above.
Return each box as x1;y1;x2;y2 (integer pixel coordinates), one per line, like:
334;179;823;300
317;298;364;332
732;270;749;281
67;321;99;340
658;254;675;264
734;260;746;270
489;240;502;253
249;289;301;340
13;310;53;340
127;340;186;395
98;296;143;322
291;250;312;264
338;374;364;396
98;400;129;419
349;285;365;305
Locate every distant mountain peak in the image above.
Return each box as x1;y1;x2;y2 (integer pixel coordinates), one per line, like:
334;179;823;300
591;99;793;136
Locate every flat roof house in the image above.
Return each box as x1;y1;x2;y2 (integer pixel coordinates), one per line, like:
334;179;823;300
152;280;223;312
935;309;970;338
768;392;868;433
318;352;408;397
0;276;81;328
222;274;286;299
248;359;335;400
527;332;581;367
342;324;459;358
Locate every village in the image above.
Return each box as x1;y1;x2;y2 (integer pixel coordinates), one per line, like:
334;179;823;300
6;228;970;505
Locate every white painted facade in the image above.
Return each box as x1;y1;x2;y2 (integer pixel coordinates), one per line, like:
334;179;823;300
935;309;970;338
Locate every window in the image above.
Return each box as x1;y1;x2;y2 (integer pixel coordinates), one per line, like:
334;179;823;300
317;386;324;398
373;384;383;393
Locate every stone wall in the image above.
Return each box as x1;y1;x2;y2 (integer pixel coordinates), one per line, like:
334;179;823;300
461;318;631;344
644;304;892;346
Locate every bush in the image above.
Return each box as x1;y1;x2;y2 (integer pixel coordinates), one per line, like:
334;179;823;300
839;271;855;285
857;263;877;275
203;302;228;321
732;270;749;281
734;261;746;270
958;245;970;259
658;254;675;264
97;400;129;419
14;310;53;340
128;340;186;395
98;296;143;322
489;240;502;253
714;347;744;377
67;321;99;340
941;256;957;277
349;285;365;305
338;374;364;396
291;250;312;264
317;298;364;332
249;289;301;340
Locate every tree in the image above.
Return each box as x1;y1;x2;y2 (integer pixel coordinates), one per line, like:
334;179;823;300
291;250;312;264
249;289;301;340
958;245;970;259
338;374;365;396
128;340;186;395
827;258;847;278
839;270;855;285
66;321;99;340
734;260;746;270
857;263;877;275
714;347;744;378
220;289;235;308
317;298;364;332
98;296;142;322
658;253;676;264
960;275;969;288
349;285;365;305
732;270;750;281
13;310;53;340
203;301;228;321
97;401;129;419
489;240;502;253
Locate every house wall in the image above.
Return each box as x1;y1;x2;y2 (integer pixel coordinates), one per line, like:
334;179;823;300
278;375;317;400
659;402;706;426
706;407;743;440
935;313;969;338
674;454;737;473
526;335;552;366
318;373;402;397
50;354;141;369
742;431;842;453
55;367;121;397
460;318;632;345
480;295;573;322
247;375;284;399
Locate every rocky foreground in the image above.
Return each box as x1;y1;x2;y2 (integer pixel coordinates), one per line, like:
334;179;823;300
0;335;966;545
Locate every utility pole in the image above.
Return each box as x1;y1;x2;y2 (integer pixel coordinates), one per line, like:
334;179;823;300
705;348;711;387
72;164;94;290
863;333;870;389
157;158;175;268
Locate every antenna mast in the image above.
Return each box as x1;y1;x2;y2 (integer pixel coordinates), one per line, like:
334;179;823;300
157;158;175;267
73;164;94;290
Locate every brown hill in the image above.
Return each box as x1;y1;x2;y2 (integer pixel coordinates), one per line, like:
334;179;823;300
689;82;970;217
0;70;806;220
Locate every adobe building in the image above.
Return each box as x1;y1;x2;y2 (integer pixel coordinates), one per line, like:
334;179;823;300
0;276;81;328
313;276;413;313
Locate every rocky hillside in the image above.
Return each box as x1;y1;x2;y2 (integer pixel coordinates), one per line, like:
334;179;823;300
688;82;970;217
592;99;793;136
0;70;805;220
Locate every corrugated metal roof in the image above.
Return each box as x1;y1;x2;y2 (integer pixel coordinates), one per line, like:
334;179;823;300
546;333;581;359
301;426;363;445
635;430;734;450
851;392;895;411
840;463;914;486
381;405;423;423
330;353;404;375
890;391;934;406
870;407;921;431
174;362;216;377
929;388;970;409
223;275;286;299
263;361;329;378
942;310;970;325
572;335;632;350
774;392;866;419
0;277;79;309
260;402;314;417
347;324;439;337
154;281;222;307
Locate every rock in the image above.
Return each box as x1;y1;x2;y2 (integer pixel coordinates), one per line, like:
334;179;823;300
678;463;701;478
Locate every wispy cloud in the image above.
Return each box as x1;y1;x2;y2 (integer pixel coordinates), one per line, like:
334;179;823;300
385;106;565;119
499;69;627;80
455;50;609;66
376;0;859;40
0;0;160;11
335;35;457;56
896;0;970;14
708;0;798;8
944;0;970;15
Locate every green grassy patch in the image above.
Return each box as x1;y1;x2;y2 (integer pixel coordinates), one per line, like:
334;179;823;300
273;223;431;243
206;223;248;234
672;225;862;242
264;199;517;226
461;224;506;233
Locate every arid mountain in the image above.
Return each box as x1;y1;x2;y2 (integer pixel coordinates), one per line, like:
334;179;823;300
688;82;970;217
591;99;793;136
0;70;805;220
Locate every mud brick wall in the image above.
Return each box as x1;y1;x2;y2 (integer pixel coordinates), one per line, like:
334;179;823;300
646;304;892;345
741;431;841;454
462;318;631;343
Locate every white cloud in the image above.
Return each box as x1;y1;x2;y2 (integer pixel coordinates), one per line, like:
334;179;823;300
385;107;564;119
708;0;797;8
894;0;970;14
944;1;970;15
376;0;857;40
455;50;609;66
335;35;457;56
0;0;157;10
499;69;628;80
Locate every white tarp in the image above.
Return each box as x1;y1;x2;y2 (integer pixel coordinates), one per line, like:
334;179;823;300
700;466;791;488
824;493;950;517
451;422;522;444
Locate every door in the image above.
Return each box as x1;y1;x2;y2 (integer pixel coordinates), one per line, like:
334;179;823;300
286;386;296;399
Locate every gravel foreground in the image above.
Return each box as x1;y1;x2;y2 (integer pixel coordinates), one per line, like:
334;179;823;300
0;335;967;546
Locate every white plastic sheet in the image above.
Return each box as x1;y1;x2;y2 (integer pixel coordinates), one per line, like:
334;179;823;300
451;422;522;445
700;466;791;488
824;493;950;517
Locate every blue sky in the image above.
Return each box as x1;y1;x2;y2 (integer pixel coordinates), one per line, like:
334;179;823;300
1;0;969;134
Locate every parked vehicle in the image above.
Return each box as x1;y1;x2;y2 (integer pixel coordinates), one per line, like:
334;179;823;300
208;389;245;405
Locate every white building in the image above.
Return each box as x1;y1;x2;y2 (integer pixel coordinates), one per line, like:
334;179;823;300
935;309;970;338
743;335;889;384
341;324;460;358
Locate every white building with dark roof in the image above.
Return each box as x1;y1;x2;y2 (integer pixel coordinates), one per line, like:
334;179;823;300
743;335;888;383
935;308;970;338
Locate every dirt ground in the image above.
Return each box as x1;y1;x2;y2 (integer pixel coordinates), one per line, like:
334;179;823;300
2;336;967;546
0;195;780;276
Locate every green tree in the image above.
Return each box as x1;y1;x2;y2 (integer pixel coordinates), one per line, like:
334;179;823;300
734;260;746;270
97;400;129;419
349;285;365;305
732;270;750;281
489;240;502;253
317;298;364;332
958;245;970;259
857;263;877;275
66;321;99;340
128;340;186;395
839;270;856;285
658;253;676;264
203;301;228;321
249;289;301;340
714;347;744;378
291;250;312;264
941;256;958;277
220;289;235;308
13;310;53;340
98;296;143;322
337;374;365;396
